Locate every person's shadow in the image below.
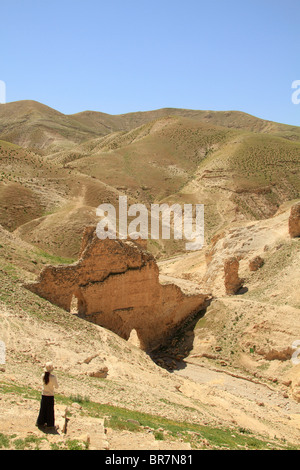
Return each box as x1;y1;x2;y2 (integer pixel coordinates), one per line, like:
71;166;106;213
236;286;248;295
36;425;60;435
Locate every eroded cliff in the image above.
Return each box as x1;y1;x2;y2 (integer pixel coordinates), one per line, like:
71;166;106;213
24;227;209;351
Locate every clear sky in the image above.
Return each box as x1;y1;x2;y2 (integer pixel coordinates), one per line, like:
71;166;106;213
1;0;300;125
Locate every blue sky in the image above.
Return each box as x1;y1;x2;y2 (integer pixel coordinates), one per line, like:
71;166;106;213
1;0;300;125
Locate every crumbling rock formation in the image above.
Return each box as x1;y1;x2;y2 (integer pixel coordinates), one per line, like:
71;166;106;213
289;202;300;238
224;257;244;295
24;227;209;351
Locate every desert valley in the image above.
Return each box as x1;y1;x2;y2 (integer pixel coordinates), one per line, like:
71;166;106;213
0;99;299;450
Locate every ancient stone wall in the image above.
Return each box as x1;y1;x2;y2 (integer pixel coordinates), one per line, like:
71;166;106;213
24;227;209;351
224;257;244;295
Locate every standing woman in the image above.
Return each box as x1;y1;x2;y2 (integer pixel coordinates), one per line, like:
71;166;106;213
36;362;59;430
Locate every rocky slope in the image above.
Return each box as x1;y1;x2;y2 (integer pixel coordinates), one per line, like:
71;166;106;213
0;201;299;449
158;202;300;404
0;102;299;450
0;101;299;261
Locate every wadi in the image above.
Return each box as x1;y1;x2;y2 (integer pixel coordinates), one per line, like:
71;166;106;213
0;100;299;450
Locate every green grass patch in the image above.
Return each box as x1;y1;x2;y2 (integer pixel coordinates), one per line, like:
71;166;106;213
36;249;76;265
104;415;141;433
50;438;89;450
0;380;297;450
13;435;45;450
0;432;11;449
0;432;46;450
154;430;165;441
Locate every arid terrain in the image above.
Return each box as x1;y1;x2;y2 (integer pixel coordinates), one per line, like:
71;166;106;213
0;100;299;450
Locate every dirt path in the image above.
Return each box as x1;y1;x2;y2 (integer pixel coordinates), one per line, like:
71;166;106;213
175;362;298;412
173;361;300;443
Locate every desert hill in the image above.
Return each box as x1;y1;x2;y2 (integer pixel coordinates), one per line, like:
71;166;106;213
0;100;299;450
0;101;299;259
71;106;300;142
0;200;299;450
1;100;300;155
0;101;99;153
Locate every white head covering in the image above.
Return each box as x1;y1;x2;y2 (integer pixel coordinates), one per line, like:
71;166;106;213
44;361;54;373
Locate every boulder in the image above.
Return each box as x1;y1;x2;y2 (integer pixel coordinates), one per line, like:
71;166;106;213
288;202;300;238
249;256;264;272
89;367;108;379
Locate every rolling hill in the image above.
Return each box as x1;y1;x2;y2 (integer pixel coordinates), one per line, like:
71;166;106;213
0;100;299;258
0;100;300;450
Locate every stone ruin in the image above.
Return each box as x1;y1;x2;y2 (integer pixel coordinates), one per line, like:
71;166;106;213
289;202;300;238
224;257;244;295
24;227;209;351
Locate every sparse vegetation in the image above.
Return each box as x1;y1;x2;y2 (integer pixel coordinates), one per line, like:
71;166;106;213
0;380;294;450
0;103;299;258
0;101;299;450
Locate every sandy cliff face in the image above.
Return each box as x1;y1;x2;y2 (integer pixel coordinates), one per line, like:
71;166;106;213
24;227;209;351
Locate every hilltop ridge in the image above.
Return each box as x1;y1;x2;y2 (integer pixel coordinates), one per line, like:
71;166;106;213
0;100;299;259
1;100;300;153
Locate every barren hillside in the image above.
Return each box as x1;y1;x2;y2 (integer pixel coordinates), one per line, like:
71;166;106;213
0;102;299;259
0;101;299;450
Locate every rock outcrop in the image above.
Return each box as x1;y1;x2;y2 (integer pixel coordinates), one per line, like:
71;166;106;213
224;257;244;295
249;256;264;272
88;367;109;378
289;202;300;238
24;227;209;351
